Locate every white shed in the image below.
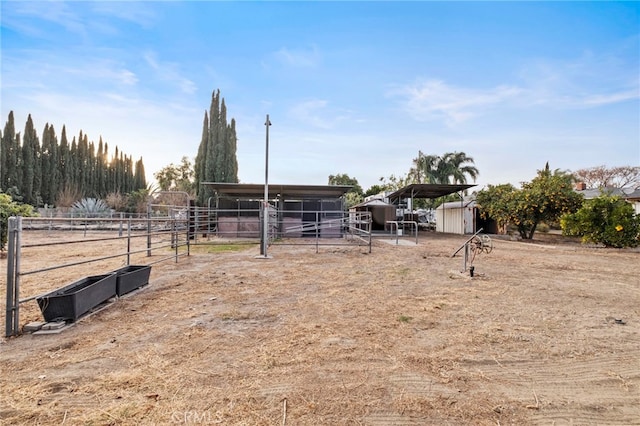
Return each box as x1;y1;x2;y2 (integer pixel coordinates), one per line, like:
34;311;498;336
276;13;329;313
435;199;476;235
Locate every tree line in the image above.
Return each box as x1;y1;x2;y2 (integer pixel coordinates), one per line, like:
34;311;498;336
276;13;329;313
0;111;147;207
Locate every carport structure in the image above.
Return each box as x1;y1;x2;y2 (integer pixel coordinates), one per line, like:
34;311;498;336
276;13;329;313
386;183;476;207
387;183;476;237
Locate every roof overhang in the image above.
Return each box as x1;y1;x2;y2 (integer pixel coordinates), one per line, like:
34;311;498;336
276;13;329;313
201;182;353;199
387;184;476;202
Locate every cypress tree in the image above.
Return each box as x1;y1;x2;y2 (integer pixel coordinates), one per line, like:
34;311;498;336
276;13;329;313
194;89;240;204
41;124;52;204
1;111;17;190
88;141;96;197
194;110;209;205
134;157;146;190
21;114;38;205
47;124;59;204
205;90;220;184
228;119;239;183
70;137;78;191
59;126;72;196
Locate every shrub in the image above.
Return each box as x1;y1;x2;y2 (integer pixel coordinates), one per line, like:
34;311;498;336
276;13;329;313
0;193;37;251
561;194;640;248
71;198;112;217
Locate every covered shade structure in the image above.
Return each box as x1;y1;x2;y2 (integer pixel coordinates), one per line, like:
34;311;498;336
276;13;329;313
200;182;353;238
201;182;353;200
387;184;476;203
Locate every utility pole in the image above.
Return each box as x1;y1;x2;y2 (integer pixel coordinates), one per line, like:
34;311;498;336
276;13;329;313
260;114;272;257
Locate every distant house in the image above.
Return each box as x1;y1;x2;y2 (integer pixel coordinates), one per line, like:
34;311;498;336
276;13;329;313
574;184;640;215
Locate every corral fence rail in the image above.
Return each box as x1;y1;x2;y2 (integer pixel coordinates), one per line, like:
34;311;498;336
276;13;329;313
4;213;190;338
187;207;373;253
4;206;373;337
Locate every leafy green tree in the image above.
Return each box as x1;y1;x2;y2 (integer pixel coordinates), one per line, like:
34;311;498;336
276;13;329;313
561;194;640;248
378;173;411;191
0;192;37;251
477;164;583;239
328;173;363;195
154;156;195;194
476;184;519;234
328;173;363;208
363;184;387;198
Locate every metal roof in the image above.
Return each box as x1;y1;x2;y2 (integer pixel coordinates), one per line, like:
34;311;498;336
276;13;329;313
201;182;353;199
387;183;476;202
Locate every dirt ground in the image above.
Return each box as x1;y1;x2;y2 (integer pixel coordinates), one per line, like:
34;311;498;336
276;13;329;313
1;230;639;425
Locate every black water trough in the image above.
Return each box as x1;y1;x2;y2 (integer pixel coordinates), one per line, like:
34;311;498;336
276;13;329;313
36;273;117;322
113;265;152;296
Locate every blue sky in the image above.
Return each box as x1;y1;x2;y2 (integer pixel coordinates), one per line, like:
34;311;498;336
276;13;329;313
1;1;639;192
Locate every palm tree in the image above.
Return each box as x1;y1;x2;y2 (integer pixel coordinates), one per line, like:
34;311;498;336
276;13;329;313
409;151;440;184
410;151;479;185
440;151;479;184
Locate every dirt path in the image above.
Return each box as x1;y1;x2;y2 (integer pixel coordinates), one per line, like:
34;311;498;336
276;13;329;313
1;232;638;425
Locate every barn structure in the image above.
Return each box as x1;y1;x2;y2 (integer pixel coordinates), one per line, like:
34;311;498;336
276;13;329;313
200;182;353;238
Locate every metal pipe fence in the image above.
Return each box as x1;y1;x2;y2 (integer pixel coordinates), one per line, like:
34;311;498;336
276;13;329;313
4;205;371;337
186;207;373;253
4;214;190;337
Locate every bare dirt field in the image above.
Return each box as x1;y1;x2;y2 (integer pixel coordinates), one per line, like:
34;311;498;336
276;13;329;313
1;231;639;425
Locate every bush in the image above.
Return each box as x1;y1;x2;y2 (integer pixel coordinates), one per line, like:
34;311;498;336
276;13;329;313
0;193;37;251
71;198;112;217
561;195;640;248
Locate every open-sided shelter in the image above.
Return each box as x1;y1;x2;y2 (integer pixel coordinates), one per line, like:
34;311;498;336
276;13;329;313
201;182;353;238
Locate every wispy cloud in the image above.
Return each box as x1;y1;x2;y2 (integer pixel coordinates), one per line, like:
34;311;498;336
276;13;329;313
143;52;197;95
289;99;331;129
274;46;321;68
2;1;87;39
392;47;639;127
518;49;639;108
288;99;355;129
390;80;522;125
89;2;158;29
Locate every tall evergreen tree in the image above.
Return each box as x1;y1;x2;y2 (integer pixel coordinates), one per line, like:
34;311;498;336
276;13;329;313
70;137;78;191
96;137;106;197
134;157;146;190
2;112;147;204
228;119;238;182
41;124;52;204
21;115;38;205
1;111;17;190
59;126;72;196
194;89;239;205
48;124;59;203
195;111;209;205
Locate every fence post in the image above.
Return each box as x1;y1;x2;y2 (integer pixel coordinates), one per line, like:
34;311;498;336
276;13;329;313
127;217;131;266
5;216;21;337
173;217;178;263
147;203;152;257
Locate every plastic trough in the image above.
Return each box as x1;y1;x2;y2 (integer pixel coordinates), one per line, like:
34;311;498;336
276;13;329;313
113;265;152;296
36;273;117;322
